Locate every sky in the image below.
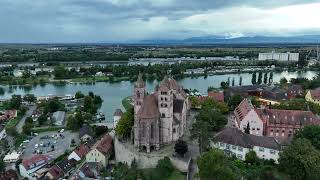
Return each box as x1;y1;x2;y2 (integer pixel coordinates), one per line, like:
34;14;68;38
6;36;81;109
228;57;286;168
1;0;320;43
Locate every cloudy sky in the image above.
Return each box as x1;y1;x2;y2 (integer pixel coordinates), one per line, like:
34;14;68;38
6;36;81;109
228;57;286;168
1;0;320;43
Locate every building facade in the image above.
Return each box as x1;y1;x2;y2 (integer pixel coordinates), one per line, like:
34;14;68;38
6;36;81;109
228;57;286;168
86;134;113;167
212;128;281;163
258;52;299;61
132;74;189;153
233;99;320;139
306;88;320;105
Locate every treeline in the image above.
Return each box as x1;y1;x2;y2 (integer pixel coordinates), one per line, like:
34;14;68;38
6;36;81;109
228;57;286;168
0;51;130;62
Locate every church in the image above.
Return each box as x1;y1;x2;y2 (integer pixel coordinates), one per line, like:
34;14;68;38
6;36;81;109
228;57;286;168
132;74;189;153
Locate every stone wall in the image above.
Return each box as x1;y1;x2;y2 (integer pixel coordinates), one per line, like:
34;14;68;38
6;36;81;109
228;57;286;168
115;137;188;171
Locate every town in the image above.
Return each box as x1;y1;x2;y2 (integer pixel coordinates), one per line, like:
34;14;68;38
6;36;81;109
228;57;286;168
1;60;320;179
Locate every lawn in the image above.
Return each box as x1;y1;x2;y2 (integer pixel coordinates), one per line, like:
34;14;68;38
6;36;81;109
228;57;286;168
5;117;20;129
142;169;186;180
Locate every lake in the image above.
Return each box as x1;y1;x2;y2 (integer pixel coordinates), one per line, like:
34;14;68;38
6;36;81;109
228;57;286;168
0;70;317;123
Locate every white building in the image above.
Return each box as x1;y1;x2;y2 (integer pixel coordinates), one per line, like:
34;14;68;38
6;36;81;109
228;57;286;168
0;125;6;140
113;109;123;128
258;51;299;61
212;128;281;163
3;151;20;163
19;154;52;180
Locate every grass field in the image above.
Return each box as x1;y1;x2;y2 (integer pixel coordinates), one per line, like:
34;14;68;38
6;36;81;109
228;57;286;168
142;169;186;180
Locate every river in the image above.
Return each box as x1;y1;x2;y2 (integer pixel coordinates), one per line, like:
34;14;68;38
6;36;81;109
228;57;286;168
0;70;317;123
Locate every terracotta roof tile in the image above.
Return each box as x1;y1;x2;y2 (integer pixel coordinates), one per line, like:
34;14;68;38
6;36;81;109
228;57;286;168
95;134;113;155
208;92;224;102
137;94;160;120
22;154;52;171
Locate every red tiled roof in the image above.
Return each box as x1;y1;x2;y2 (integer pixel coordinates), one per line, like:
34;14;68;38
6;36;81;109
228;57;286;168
208;92;224;102
0;170;19;180
22;154;51;171
137;94;160;120
0;109;17;121
310;88;320;100
47;165;64;180
95;134;113;155
74;144;90;158
234;99;254;121
258;108;319;126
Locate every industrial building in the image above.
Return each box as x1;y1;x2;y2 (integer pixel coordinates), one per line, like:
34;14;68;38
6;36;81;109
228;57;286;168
258;51;299;61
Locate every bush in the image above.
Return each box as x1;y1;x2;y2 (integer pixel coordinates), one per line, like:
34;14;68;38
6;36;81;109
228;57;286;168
156;157;174;178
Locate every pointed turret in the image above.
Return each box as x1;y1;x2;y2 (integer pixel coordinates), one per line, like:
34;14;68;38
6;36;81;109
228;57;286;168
135;73;145;88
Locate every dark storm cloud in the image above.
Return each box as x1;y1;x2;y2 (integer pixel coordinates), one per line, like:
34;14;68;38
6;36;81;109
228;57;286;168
0;0;319;42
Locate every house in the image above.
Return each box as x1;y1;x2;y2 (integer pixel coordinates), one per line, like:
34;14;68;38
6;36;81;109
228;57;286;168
212;128;281;163
56;158;77;177
68;144;90;161
19;154;52;179
0;110;17;122
79;125;94;142
0;125;6;140
233;99;320;139
52;111;66;126
46;165;64;180
113;109;123;128
86;134;113;167
3;151;20;163
71;162;102;180
0;170;19;180
286;84;303;98
208;92;224;102
306;87;320;105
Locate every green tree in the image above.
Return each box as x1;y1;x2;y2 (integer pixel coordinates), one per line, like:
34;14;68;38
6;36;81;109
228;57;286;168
220;81;229;89
227;94;244;110
295;125;320;150
251;72;257;85
0;156;4;173
174;140;188;156
156;157;174;178
244;122;250;134
257;71;263;84
75;91;84;99
53;65;67;79
269;72;273;84
66;112;84;131
23;94;36;104
239;76;243;86
7;94;22;109
245;151;259;164
263;72;268;84
279;138;320;180
279;77;288;87
190;96;200;108
198;149;237;180
115;107;134;139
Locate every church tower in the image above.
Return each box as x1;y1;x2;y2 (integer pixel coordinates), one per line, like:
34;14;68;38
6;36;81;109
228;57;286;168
134;73;146;115
158;75;174;143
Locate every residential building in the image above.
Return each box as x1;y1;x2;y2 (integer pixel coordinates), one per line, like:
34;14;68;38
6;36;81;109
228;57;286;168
52;111;66;126
86;134;113;167
46;165;64;180
0;170;19;180
233;99;320;139
212;128;281;163
3;151;20;163
132;74;189;153
19;154;52;179
71;162;102;180
258;52;299;61
0;125;6;140
0;109;17;122
79;125;94;142
113;109;123;128
306;87;320;105
208;91;224;102
68;144;90;161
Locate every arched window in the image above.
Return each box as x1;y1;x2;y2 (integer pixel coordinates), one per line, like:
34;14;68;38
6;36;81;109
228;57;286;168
136;91;140;98
151;124;154;138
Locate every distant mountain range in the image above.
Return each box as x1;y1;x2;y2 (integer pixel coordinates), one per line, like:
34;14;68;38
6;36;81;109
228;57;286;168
138;35;320;44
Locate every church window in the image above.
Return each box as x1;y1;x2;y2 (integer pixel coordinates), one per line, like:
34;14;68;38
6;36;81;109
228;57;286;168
136;91;140;98
151;124;154;138
161;113;165;118
165;97;167;101
161;91;167;95
173;128;176;133
142;124;146;137
161;97;163;101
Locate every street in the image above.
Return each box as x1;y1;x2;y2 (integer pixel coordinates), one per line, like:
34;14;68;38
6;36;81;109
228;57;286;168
16;105;36;133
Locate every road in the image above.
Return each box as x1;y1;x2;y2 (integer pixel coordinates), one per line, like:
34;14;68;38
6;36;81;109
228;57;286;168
16;105;36;133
